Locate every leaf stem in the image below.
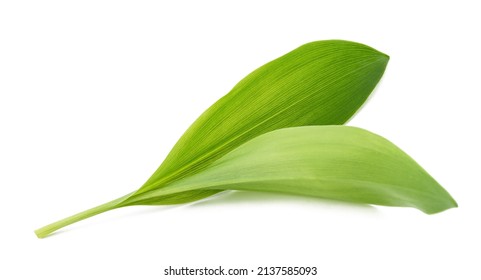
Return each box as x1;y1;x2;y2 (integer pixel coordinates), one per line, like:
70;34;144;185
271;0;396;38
34;193;132;238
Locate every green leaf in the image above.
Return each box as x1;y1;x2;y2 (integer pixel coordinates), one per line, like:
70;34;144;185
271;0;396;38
137;40;389;196
125;126;457;214
35;40;391;238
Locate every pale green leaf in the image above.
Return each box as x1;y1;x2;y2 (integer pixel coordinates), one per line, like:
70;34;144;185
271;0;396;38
126;126;457;214
35;40;395;238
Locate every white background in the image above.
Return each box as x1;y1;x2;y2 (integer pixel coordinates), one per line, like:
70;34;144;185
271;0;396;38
1;1;480;279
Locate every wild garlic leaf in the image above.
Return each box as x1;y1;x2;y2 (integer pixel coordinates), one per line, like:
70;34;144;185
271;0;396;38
137;40;389;195
35;40;396;238
126;126;457;214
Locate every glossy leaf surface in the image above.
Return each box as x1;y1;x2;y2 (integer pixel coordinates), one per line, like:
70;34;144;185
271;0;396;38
138;40;389;195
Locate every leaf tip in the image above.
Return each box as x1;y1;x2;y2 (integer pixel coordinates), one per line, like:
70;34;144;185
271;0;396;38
421;192;458;215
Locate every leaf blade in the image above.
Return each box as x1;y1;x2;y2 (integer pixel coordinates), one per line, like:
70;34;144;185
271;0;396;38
127;126;456;214
139;40;389;194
